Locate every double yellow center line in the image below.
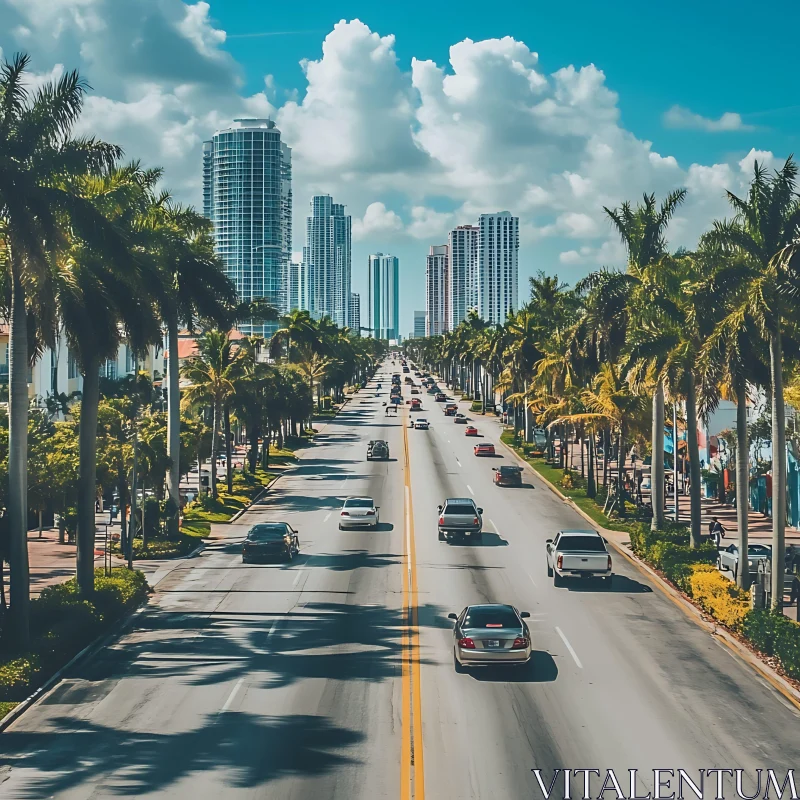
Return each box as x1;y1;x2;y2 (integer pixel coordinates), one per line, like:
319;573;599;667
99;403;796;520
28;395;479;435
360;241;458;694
402;420;425;800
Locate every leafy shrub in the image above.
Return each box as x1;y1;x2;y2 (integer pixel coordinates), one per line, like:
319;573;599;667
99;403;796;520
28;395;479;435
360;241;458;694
689;565;751;630
0;656;41;702
470;401;483;412
744;610;800;680
560;471;575;489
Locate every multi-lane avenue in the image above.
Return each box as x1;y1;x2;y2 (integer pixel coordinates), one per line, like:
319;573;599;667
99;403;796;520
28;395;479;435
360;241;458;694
2;362;800;799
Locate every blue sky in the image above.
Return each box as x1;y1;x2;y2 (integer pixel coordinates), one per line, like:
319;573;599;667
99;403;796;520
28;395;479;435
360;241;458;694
1;0;797;334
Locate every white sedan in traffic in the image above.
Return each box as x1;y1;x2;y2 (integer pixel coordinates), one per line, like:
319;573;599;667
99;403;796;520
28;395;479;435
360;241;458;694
339;496;380;530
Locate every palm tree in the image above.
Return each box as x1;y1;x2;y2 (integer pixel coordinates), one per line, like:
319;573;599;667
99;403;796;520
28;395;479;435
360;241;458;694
604;190;687;532
269;309;319;362
703;157;800;607
0;53;123;638
58;165;162;595
181;330;245;500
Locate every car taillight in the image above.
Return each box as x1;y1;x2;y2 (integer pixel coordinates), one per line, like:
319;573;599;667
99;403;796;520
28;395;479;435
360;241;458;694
511;637;528;649
557;554;563;570
458;637;475;649
366;510;375;516
473;517;479;525
439;516;444;525
607;555;612;570
341;511;350;516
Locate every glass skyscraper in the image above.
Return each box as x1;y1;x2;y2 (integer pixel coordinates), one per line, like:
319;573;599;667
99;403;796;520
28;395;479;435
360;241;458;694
203;119;292;335
368;253;399;340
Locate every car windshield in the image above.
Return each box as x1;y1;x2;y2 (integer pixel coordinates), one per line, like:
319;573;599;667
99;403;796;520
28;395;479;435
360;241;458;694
248;524;288;541
499;466;520;475
463;607;520;629
345;498;374;508
748;545;771;556
444;503;476;515
557;535;606;551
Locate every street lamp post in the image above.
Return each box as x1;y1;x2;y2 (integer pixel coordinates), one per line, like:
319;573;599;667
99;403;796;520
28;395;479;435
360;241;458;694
128;353;138;570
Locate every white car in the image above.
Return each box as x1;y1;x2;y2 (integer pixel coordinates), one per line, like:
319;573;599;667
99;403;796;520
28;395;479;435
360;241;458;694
415;418;430;430
339;496;380;530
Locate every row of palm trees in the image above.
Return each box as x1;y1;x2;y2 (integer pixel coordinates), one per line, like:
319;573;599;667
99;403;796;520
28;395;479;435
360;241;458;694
406;157;800;608
0;54;382;646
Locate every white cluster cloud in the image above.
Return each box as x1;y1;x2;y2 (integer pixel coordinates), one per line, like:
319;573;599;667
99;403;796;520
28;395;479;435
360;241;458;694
663;105;753;133
0;3;779;280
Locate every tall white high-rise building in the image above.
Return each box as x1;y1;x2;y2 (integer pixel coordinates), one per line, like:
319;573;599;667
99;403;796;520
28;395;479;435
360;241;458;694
426;245;449;336
368;253;400;340
203;119;291;335
349;293;361;335
413;310;426;339
288;262;306;311
448;224;478;328
478;212;519;324
303;195;352;327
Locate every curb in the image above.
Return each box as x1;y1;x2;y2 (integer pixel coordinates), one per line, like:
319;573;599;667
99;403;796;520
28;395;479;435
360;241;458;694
0;596;150;734
496;432;800;714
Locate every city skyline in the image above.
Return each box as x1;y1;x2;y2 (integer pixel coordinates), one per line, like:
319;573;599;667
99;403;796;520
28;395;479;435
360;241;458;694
368;253;400;340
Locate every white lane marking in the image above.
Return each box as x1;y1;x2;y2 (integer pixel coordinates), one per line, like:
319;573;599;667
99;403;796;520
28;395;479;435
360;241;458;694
467;484;474;496
447;439;451;443
324;512;331;522
456;459;462;468
267;618;282;641
292;570;304;588
489;519;500;536
527;572;538;588
220;679;244;713
555;626;583;669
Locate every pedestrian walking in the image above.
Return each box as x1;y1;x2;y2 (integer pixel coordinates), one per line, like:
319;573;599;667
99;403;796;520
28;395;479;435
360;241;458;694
708;517;726;546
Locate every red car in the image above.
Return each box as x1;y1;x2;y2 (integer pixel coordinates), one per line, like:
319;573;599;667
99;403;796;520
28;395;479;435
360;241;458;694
493;465;523;486
474;443;495;456
465;425;479;436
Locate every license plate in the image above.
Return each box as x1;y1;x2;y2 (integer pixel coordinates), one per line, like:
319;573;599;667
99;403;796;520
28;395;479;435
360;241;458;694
486;640;500;648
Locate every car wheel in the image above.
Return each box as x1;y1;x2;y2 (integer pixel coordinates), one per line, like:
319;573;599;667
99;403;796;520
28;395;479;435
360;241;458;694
716;555;723;570
454;649;465;674
338;524;344;530
553;572;564;587
547;563;553;577
438;531;445;541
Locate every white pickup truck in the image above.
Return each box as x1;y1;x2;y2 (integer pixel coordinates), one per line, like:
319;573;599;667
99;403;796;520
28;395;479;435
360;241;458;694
546;529;613;587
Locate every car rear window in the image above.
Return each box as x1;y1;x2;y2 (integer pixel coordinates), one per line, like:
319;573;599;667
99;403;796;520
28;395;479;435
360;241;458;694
464;608;520;628
248;524;288;541
749;545;771;556
557;535;605;551
499;466;520;475
444;503;476;515
345;498;374;508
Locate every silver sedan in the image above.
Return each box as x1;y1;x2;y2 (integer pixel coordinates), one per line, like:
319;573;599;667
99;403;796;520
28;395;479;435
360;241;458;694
449;604;532;671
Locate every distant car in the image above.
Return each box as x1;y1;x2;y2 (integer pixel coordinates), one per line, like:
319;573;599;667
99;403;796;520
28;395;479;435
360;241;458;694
546;530;613;586
242;522;299;563
435;393;446;402
367;440;389;460
410;398;421;410
454;414;468;424
414;418;430;430
717;543;771;581
339;496;380;530
391;396;402;405
465;425;478;436
493;465;523;486
427;387;438;395
450;604;532;671
474;442;495;456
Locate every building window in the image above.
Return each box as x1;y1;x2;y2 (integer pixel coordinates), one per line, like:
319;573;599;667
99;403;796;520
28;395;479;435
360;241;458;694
68;350;79;380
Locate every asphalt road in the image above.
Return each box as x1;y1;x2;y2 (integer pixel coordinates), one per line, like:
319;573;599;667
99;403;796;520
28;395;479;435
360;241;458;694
2;363;799;799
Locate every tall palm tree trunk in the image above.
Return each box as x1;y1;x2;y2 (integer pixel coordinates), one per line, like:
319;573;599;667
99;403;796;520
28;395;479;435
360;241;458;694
224;404;233;493
166;323;181;527
587;433;596;498
651;381;665;531
616;420;626;517
770;329;786;609
735;376;750;589
77;358;101;596
210;402;219;500
7;269;30;643
685;374;703;548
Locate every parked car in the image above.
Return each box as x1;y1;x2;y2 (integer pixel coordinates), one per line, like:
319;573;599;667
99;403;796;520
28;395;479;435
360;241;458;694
414;417;430;430
474;442;495;456
465;425;479;436
450;604;532;671
242;522;299;563
717;542;771;581
367;440;389;460
493;465;522;486
339;496;380;530
545;530;613;586
438;497;483;543
454;413;469;424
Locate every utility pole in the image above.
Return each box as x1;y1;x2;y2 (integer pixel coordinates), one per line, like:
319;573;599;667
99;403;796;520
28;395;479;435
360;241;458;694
128;353;138;570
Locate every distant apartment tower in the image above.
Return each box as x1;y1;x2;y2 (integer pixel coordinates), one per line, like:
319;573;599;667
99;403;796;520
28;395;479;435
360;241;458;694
426;245;449;336
288;262;306;311
349;293;361;336
303;195;352;327
448;225;478;328
368;253;400;340
478;212;519;324
413;310;426;339
203;119;292;335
